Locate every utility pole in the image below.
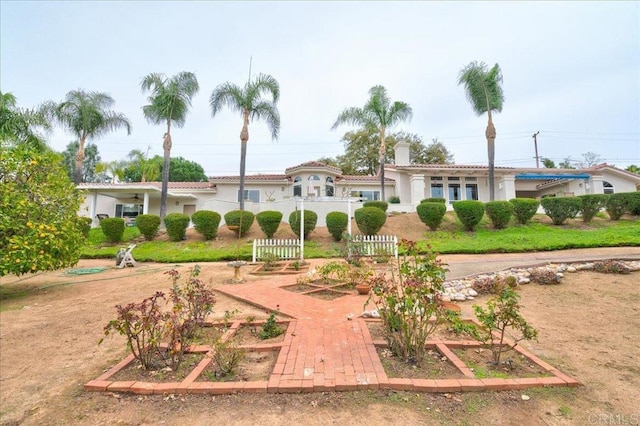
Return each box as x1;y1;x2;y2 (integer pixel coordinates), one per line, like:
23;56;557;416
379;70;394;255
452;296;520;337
532;131;540;168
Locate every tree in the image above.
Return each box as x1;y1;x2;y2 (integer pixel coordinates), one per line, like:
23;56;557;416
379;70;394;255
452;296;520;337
0;91;51;151
625;165;639;174
141;72;200;221
127;148;160;182
332;85;412;201
578;151;602;168
0;144;84;276
210;73;280;210
48;90;131;184
542;157;556;168
405;136;454;164
458;61;505;201
96;160;128;183
558;157;576;169
61;141;101;182
123;155;206;182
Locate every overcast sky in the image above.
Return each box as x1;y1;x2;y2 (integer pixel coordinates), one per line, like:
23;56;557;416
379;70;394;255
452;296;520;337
2;1;639;176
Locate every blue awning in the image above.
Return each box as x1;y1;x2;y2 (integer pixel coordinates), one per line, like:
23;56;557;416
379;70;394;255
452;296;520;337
515;174;591;180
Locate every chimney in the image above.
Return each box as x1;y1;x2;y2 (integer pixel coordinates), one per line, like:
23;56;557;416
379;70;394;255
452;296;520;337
394;141;411;166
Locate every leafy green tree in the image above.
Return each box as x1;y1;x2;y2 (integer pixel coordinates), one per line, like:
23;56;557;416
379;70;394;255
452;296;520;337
0;91;51;151
141;72;200;221
332;85;412;200
123;155;206;182
625;165;639;174
578;151;602;168
403;135;454;164
127;148;160;182
210;73;280;210
542;157;556;168
47;90;131;184
61;141;101;182
558;157;576;169
458;61;505;201
96;160;128;183
0;145;84;276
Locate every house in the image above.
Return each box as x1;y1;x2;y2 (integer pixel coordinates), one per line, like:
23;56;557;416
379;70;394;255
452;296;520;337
79;143;640;226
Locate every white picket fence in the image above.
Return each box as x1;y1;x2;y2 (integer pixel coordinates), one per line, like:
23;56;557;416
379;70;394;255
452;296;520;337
352;235;398;258
252;239;301;263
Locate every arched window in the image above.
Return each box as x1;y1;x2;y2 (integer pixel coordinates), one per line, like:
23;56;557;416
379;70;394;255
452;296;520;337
308;175;320;196
603;181;614;194
293;176;302;197
325;177;334;197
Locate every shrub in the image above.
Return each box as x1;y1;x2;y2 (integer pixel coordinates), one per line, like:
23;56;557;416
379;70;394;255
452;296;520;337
485;201;514;229
421;197;446;204
606;193;627;220
509;198;540;225
136;214;161;241
540;197;581;225
593;260;631;274
452;201;485;231
363;201;389;212
354;207;387;235
472;275;518;295
259;312;284;340
388;196;400;204
212;339;246;378
100;217;125;242
529;268;562;285
289;210;318;238
256;211;282;239
416;202;447;231
326;211;348;241
164;213;190;241
191;210;221;240
625;192;640;215
578;194;608;223
78;216;92;238
224;210;255;237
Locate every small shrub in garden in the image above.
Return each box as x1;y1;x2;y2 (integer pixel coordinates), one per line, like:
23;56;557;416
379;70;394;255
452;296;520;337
578;194;608;223
473;286;538;364
78;216;92;238
421;197;446;204
326;211;348;241
472;275;518;295
354;207;387;235
259;312;284;340
593;260;631;274
452;200;485;231
256;210;282;239
509;198;540;225
529;268;561;285
388;196;400;204
191;210;221;240
606;193;628;220
100;217;125;242
166;265;216;327
136;214;161;240
363;201;389;212
164;213;190;241
416;202;447;231
212;339;246;378
540;197;581;225
625;192;640;215
485;201;514;229
224;210;255;237
289;210;317;238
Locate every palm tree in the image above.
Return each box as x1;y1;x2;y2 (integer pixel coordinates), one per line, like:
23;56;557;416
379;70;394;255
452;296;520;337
0;91;51;151
96;160;127;183
141;72;199;221
49;90;131;184
128;148;160;182
458;61;505;201
210;73;280;210
331;85;412;201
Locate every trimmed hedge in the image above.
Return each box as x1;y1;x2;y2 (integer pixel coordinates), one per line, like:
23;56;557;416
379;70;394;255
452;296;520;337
256;210;282;239
622;192;640;216
416;202;447;231
606;193;627;221
452;201;485;231
192;210;221;240
421;197;446;204
164;213;190;241
354;207;387;235
224;210;255;237
326;211;349;241
541;197;581;225
136;214;161;241
388;196;400;204
578;194;609;223
289;210;317;238
78;216;92;238
100;217;125;243
509;198;539;225
363;201;389;212
485;201;514;229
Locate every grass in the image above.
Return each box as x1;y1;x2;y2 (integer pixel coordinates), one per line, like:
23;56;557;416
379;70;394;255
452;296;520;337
81;217;640;263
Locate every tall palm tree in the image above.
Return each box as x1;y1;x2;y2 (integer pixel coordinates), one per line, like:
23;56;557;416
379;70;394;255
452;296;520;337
49;90;131;184
141;72;199;221
96;160;127;183
210;73;280;210
0;91;51;151
457;61;505;201
331;85;412;201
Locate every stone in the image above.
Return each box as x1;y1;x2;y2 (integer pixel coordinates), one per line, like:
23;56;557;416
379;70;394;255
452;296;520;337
566;266;577;273
468;289;478;297
518;278;531;284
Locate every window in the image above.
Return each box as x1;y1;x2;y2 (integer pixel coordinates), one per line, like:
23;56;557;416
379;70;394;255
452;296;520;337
465;177;477;182
431;183;444;198
237;189;260;203
308;175;321;196
447;176;460;181
325;177;334;197
293;176;302;197
350;190;380;201
448;184;461;203
115;204;143;218
430;176;443;181
603;181;614;194
465;184;478;200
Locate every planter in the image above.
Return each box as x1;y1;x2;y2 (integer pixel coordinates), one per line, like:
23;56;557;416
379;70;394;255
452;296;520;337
356;284;371;295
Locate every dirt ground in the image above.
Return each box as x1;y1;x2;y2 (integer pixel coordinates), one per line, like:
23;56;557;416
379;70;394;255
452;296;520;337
1;237;639;424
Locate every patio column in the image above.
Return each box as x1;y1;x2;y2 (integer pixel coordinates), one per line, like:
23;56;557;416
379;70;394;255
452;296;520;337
410;174;425;205
143;192;150;214
590;175;604;194
89;191;98;227
497;176;516;201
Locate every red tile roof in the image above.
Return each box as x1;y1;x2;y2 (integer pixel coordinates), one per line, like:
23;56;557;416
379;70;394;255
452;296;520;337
209;174;290;182
78;182;216;189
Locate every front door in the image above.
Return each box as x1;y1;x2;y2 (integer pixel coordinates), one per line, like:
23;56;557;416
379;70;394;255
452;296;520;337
183;204;196;217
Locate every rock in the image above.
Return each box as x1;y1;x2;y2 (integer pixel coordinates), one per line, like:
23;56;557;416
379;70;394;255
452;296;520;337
468;289;478;297
566;266;577;273
454;294;466;302
518;278;531;284
556;272;564;278
521;394;530;401
440;295;451;302
576;263;594;271
466;296;474;301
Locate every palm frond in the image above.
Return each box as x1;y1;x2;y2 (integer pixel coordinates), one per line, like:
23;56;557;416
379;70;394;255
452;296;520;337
458;61;504;116
251;101;280;140
209;83;245;116
141;72;199;128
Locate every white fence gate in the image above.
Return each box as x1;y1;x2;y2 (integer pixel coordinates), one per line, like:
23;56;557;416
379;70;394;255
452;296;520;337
352;235;398;258
252;239;301;263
